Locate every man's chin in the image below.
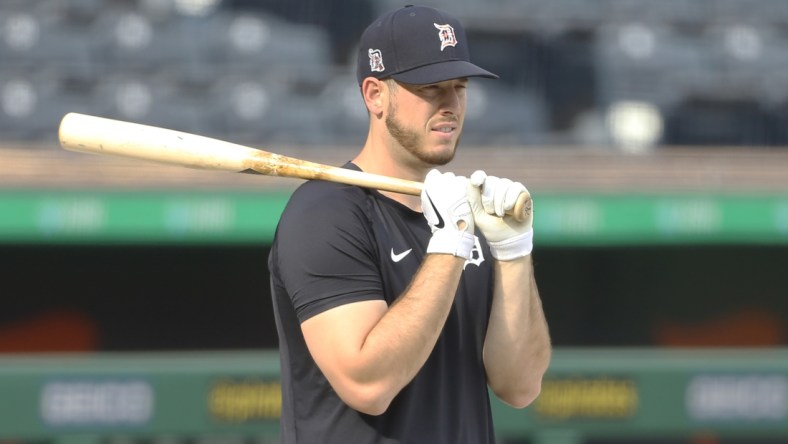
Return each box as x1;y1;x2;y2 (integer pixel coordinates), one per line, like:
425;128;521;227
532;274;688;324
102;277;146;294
428;154;454;166
417;148;455;167
426;140;460;166
400;136;460;168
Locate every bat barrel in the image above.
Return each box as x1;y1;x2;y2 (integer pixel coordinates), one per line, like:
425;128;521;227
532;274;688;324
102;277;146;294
58;113;260;173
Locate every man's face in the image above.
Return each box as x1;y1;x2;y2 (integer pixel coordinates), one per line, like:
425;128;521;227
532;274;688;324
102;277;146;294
384;78;468;167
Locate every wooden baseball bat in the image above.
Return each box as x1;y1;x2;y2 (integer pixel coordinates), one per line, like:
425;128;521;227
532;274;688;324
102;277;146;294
58;113;530;221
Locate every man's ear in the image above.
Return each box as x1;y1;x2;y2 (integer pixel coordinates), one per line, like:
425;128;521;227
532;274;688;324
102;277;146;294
361;77;385;117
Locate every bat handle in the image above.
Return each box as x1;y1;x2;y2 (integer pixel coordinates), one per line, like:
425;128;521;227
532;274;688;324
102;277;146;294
410;182;529;222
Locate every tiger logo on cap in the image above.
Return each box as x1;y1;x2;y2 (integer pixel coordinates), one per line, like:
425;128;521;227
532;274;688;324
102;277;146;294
434;23;457;51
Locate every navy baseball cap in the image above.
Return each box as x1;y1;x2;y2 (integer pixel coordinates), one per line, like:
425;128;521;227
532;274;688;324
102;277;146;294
356;5;499;85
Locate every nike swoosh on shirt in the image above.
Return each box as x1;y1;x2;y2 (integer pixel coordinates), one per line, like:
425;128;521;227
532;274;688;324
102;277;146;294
390;248;413;262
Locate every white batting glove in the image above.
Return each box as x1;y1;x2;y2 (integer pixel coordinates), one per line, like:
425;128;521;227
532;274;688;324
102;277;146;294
468;170;533;260
421;169;476;260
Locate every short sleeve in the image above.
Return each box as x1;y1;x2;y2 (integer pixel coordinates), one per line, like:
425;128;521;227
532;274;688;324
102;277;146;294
271;182;384;322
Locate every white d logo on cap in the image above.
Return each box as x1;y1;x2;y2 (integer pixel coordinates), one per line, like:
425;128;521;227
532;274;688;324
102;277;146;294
434;23;457;51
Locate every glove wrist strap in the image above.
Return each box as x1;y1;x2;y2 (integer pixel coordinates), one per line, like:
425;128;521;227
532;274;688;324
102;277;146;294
427;230;476;260
488;229;534;260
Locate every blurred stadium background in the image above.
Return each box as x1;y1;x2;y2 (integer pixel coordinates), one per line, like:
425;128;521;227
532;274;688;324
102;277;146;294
2;0;788;443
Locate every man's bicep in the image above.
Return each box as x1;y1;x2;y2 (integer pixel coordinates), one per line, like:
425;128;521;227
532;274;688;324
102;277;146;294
301;299;388;387
275;188;383;320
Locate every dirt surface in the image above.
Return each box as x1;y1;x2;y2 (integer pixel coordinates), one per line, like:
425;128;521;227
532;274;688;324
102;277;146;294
3;143;788;194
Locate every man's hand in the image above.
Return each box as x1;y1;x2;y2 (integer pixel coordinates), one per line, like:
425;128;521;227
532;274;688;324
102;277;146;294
468;170;533;260
421;169;476;260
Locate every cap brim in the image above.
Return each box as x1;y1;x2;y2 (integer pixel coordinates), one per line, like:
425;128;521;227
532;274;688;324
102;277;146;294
391;60;499;84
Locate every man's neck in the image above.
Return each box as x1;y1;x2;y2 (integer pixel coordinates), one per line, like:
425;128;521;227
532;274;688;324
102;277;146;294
353;146;427;213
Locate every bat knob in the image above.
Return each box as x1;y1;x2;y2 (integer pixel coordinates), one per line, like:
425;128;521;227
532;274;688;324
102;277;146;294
510;191;532;223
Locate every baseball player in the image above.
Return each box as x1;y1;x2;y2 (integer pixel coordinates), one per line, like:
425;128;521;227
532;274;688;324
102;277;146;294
268;5;551;443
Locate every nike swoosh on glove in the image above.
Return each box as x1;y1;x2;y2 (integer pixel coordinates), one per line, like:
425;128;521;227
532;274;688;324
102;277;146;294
421;169;476;260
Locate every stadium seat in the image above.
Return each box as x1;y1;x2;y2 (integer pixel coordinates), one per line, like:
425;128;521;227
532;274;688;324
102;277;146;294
461;82;549;146
465;30;543;91
90;7;202;78
704;0;788;27
0;69;102;142
91;73;205;136
186;10;334;85
201;74;329;146
0;10;94;80
531;0;607;29
754;0;788;26
604;0;708;26
594;23;706;109
317;73;370;146
700;24;788;80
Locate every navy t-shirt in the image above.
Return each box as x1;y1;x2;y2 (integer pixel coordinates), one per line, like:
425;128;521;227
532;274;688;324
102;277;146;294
268;163;496;444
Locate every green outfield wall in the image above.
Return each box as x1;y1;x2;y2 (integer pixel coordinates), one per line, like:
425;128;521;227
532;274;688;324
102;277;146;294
0;349;787;444
2;190;788;245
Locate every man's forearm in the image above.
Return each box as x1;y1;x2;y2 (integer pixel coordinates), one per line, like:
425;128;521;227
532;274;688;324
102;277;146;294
364;254;463;379
321;253;465;415
483;255;552;408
